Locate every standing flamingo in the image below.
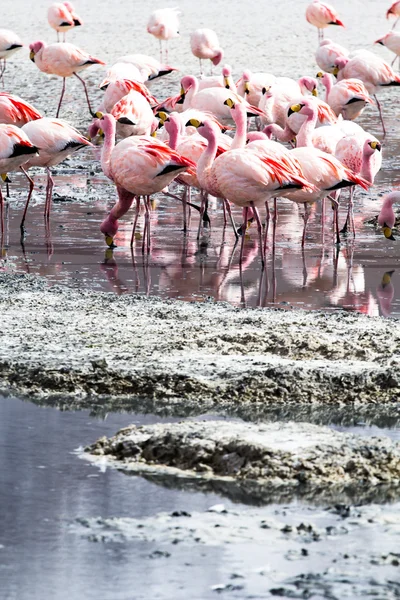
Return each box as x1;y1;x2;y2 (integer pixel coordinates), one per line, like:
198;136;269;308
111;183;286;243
316;73;372;120
97;113;195;251
305;1;344;41
0;29;23;84
20;118;92;230
378;191;400;239
0;124;38;237
147;7;180;61
29;41;105;118
375;31;400;67
190;29;223;76
315;39;349;73
47;2;83;42
387;2;400;29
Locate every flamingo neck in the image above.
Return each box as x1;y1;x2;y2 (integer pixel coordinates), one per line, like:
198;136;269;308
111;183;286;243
183;77;198;109
360;152;375;184
296;111;318;147
264;123;295;143
230;106;247;149
166;121;180;150
323;74;333;102
101;119;117;180
198;129;218;178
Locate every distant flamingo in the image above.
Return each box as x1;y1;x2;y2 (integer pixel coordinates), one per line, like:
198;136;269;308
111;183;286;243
387;1;400;29
47;2;83;42
305;1;344;41
20;117;92;229
114;54;178;82
375;31;400;67
315;39;349;73
0;29;23;84
190;29;223;76
147;7;180;60
0;92;41;126
97;113;195;251
29;40;105;118
0;124;38;237
335;50;400;135
378;191;400;239
316;73;372;120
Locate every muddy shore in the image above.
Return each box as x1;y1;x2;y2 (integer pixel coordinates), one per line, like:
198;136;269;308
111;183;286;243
1;272;399;407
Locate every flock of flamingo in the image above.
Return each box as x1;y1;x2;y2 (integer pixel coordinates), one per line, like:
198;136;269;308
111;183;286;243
0;0;400;268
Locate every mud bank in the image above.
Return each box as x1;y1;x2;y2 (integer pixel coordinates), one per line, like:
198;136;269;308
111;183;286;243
1;273;400;405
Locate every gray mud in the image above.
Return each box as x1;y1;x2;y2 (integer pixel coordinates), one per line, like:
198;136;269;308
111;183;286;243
1;272;400;406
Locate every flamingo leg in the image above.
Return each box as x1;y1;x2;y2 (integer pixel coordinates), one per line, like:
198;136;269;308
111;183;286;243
331;197;341;245
197;192;206;240
6;181;10;198
221;196;227;227
146;195;151;253
56;78;66;118
250;202;265;268
44;167;55;221
263;200;270;257
374;94;387;137
199;58;203;77
181;187;188;233
0;185;4;239
19;167;35;234
239;206;249;265
392;17;399;30
130;196;141;248
74;73;95;117
224;199;238;240
301;203;311;248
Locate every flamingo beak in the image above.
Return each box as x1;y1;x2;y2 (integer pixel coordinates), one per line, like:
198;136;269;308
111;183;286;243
244;82;250;95
288;104;302;116
105;235;116;248
224;77;230;89
316;72;324;78
369;141;382;151
224;98;236;108
383;224;395;240
185;118;202;128
312;87;318;97
375;39;384;45
332;66;339;77
29;50;35;62
381;270;395;288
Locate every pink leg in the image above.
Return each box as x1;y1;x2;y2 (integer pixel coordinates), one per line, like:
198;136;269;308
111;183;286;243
224;199;238;240
142;196;151;254
250;202;265;268
239;207;249;266
222;196;227;227
301;203;311;248
56;78;66;118
20;167;35;233
130;196;141;247
44;168;55;221
74;73;95;117
263;200;270;256
374;94;386;137
0;185;4;239
181;187;188;233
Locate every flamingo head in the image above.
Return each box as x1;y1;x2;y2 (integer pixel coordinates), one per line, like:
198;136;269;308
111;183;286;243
375;33;392;46
224;97;247;123
364;138;382;158
299;76;318;96
287;97;315;118
212;49;224;66
378;191;400;239
222;64;233;89
333;56;348;76
29;40;45;61
155;110;169;129
88;118;104;141
316;71;331;88
185;118;219;143
163;112;182;137
179;75;196;102
242;69;252;95
95;111;116;137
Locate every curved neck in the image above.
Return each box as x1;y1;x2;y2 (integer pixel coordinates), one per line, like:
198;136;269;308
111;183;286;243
323;74;333;102
101;118;117;180
183;77;198;109
360;152;375;184
230;106;247;149
165;120;181;150
296;110;318;147
198;129;218;176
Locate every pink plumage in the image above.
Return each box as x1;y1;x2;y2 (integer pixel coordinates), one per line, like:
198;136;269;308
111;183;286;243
0;92;42;127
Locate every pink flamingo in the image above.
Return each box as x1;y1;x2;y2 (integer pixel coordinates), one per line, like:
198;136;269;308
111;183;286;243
316;73;372;120
101;79;158;114
0;124;38;237
29;41;105;118
0;92;41;126
0;29;23;84
305;1;344;41
147;7;180;61
378;191;400;239
190;29;224;76
20;117;92;230
334;50;400;135
258;76;318;130
97;113;195;251
387;1;400;28
47;2;83;42
109;54;178;84
236;70;276;107
315;39;349;73
375;31;400;67
110;90;157;138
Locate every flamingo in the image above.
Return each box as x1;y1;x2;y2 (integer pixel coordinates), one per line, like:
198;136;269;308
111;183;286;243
334;50;400;135
0;92;41;126
236;70;276;107
29;41;105;118
97;113;195;251
0;124;38;237
387;1;400;29
147;7;180;61
47;2;83;42
20;117;92;229
178;75;265;124
99;63;146;90
315;39;349;73
196;65;237;92
110;90;157;138
378;191;400;239
377;271;395;317
0;29;23;84
114;54;178;82
190;29;223;76
258;76;318;129
305;0;345;41
316;73;372;120
102;80;158;114
375;31;400;67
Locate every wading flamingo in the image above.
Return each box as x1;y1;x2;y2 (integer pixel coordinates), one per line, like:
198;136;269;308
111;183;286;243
20;117;92;229
47;2;83;42
334;50;400;135
101;80;158;114
147;7;180;61
315;39;349;73
316;73;372;120
0;92;41;126
29;40;105;118
387;2;400;29
190;29;223;76
378;191;400;239
305;1;344;41
0;124;38;237
97;113;195;251
375;31;400;67
0;29;23;84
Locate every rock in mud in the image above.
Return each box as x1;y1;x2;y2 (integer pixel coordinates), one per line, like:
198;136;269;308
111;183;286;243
85;420;400;494
0;273;400;408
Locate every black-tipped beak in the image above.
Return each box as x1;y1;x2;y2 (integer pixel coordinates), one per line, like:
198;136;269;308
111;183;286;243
288;108;295;117
376;143;382;152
